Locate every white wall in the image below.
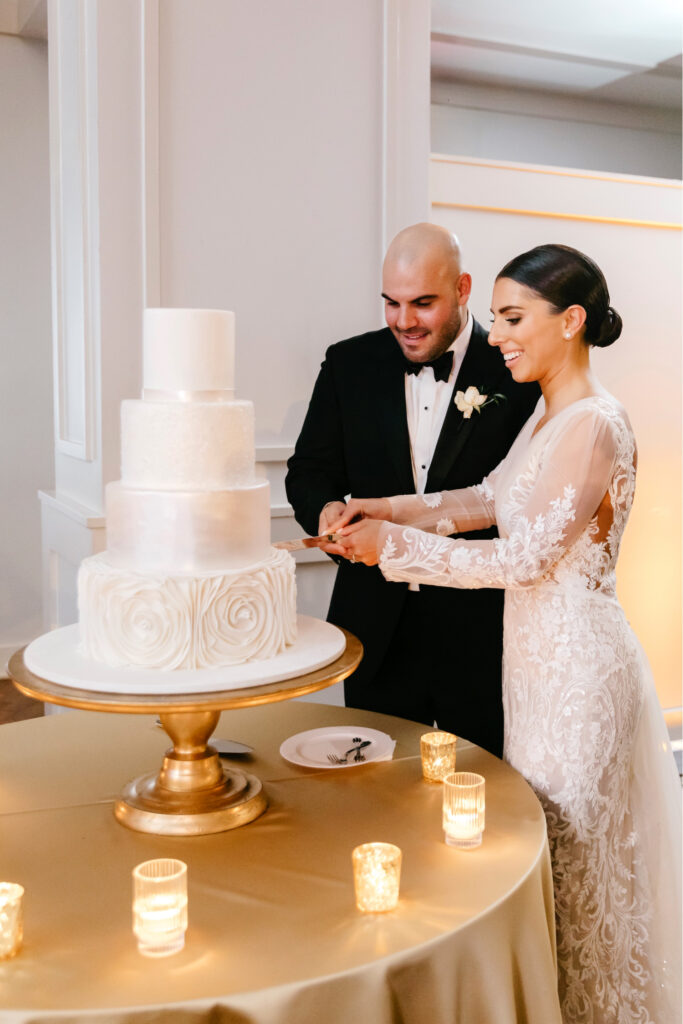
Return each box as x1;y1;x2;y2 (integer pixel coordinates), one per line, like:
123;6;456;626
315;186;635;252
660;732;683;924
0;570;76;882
431;81;682;181
158;0;385;443
0;34;53;671
431;155;682;712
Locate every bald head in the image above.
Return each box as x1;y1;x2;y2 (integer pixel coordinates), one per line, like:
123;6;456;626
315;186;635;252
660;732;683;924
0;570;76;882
384;223;463;277
382;223;471;364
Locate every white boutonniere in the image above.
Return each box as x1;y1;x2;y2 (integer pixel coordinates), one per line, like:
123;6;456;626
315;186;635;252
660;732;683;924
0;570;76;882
454;385;506;419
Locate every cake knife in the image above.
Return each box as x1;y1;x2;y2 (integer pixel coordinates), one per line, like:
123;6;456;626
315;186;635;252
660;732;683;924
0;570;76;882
273;533;342;552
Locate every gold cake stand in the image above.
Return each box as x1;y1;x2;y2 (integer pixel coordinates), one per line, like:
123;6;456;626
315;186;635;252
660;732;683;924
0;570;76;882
8;631;362;837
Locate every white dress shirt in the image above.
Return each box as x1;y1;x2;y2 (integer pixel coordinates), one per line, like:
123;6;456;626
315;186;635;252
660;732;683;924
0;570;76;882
403;311;473;591
405;310;473;495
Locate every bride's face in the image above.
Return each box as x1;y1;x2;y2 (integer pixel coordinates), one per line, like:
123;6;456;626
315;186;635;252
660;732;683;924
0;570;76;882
488;278;572;384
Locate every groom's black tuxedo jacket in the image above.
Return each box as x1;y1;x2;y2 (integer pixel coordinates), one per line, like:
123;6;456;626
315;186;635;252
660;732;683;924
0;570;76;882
286;320;540;754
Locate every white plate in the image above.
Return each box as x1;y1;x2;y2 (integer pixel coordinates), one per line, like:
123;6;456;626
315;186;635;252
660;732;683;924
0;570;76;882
279;726;395;769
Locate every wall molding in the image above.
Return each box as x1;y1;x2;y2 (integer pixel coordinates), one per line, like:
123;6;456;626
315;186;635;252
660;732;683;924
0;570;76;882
431;153;682;190
142;0;160;308
38;489;105;528
1;644;23;677
48;0;99;462
432;199;682;231
381;0;430;255
256;444;294;462
0;0;46;37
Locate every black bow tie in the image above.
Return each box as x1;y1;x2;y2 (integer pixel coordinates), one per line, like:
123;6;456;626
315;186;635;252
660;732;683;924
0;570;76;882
404;350;454;383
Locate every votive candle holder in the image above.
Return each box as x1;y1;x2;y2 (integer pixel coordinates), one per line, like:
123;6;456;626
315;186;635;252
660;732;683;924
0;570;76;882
0;883;24;959
420;731;457;782
352;842;402;913
132;859;188;957
442;772;485;849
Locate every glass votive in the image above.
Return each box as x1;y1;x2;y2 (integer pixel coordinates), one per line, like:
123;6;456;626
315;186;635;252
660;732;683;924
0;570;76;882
0;883;24;959
132;859;188;957
442;772;485;849
420;731;457;782
352;842;402;913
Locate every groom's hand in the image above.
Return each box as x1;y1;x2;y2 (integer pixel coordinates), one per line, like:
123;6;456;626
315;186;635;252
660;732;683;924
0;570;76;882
316;502;349;558
318;501;347;535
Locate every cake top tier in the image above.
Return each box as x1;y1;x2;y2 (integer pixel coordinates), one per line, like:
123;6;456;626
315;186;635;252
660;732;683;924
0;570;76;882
143;308;235;396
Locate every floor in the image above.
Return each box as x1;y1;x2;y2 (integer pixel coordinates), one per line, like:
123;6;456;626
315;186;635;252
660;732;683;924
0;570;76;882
0;678;45;725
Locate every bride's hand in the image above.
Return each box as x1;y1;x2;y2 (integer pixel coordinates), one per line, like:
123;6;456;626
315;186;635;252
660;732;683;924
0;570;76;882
336;518;385;566
327;497;392;532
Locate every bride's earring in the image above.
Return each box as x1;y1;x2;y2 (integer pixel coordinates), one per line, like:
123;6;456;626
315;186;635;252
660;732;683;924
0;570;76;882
564;331;572;339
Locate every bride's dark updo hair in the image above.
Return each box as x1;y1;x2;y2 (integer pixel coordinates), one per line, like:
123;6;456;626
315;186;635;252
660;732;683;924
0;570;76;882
497;244;622;348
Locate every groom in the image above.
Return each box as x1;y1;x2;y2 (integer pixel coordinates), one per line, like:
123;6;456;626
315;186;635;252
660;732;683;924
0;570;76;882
285;224;539;756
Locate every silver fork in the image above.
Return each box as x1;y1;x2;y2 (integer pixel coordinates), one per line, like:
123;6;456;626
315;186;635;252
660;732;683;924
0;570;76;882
327;740;371;765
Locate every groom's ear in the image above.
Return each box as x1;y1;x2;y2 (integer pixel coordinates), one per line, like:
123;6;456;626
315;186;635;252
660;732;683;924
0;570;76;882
456;272;472;305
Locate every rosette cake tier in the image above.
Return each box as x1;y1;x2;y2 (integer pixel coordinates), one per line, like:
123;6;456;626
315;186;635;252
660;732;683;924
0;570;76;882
77;308;297;670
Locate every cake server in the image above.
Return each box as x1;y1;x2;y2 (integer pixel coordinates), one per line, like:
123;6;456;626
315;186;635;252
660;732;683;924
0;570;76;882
273;533;342;551
212;738;254;756
155;720;252;755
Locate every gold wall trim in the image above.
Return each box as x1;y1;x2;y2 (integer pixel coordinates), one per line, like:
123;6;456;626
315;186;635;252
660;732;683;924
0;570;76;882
432;200;682;231
431;155;683;191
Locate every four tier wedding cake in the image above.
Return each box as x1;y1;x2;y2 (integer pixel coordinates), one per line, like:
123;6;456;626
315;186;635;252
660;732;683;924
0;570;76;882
77;308;297;670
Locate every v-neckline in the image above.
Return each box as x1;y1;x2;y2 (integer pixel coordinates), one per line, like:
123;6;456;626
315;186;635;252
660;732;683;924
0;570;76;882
529;395;605;442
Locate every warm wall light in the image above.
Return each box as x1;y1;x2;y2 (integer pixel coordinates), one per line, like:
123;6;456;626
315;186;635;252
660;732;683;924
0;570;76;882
420;731;457;782
352;843;402;913
0;883;23;959
442;772;485;849
132;859;188;957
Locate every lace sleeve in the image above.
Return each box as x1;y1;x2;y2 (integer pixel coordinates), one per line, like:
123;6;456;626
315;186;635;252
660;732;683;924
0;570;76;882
387;462;503;536
379;404;622;589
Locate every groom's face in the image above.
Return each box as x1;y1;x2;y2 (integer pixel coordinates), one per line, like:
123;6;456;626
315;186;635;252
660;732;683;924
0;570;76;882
382;253;471;364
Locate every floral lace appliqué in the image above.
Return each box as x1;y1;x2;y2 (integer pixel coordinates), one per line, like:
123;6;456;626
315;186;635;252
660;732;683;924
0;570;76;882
421;492;443;509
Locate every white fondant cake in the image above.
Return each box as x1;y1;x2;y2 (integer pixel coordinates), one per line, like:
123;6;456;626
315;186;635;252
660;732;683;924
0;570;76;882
120;399;255;489
77;308;297;670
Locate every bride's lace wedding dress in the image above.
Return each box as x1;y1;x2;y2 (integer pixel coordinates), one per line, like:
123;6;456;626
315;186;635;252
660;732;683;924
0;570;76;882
378;394;681;1024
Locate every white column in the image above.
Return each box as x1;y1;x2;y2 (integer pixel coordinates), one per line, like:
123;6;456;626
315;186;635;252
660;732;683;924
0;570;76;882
382;0;431;251
41;0;156;628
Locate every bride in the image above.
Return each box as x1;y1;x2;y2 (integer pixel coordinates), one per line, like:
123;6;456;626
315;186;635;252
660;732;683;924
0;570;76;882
325;243;681;1024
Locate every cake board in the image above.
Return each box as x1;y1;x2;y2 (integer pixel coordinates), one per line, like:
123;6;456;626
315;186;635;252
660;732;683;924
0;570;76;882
9;617;362;837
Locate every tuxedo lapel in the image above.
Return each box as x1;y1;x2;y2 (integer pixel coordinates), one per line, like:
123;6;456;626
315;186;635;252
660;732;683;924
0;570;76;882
427;320;501;492
370;336;415;494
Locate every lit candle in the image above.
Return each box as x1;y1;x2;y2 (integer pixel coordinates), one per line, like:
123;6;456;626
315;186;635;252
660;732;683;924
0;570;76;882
132;859;188;957
442;772;485;849
0;883;23;960
420;731;457;782
352;842;402;913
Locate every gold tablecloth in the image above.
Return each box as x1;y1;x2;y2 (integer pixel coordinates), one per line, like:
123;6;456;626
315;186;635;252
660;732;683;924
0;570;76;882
0;701;562;1023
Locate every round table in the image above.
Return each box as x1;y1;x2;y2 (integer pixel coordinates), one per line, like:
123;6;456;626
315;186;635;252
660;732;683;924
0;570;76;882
9;625;362;836
0;701;562;1024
